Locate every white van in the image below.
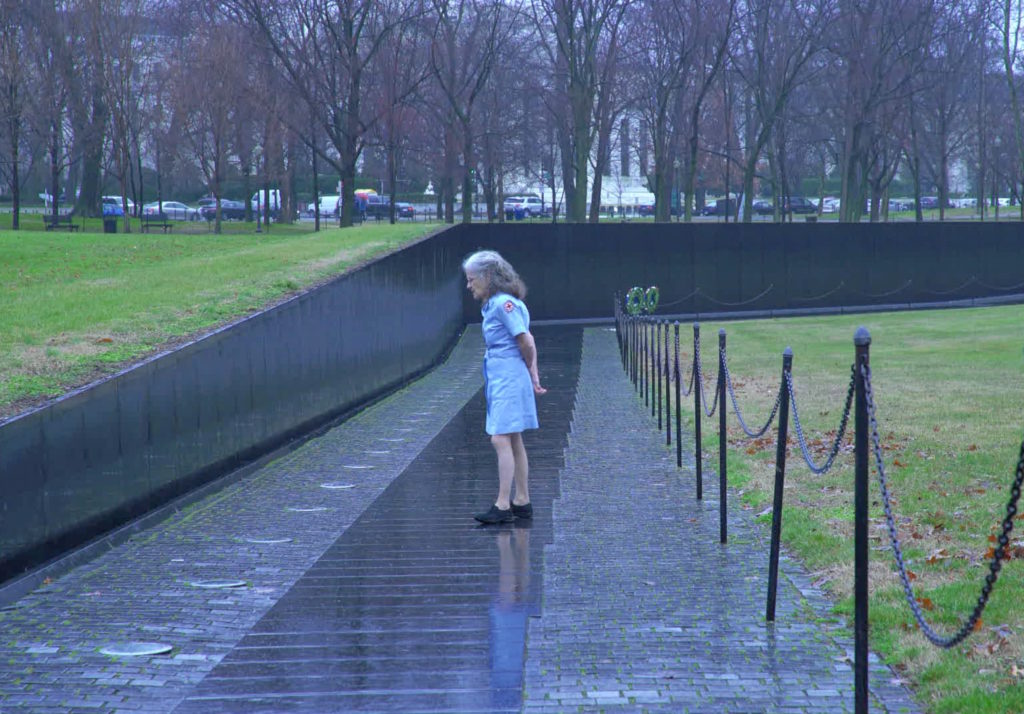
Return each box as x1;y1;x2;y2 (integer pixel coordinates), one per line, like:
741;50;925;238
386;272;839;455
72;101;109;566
307;195;340;218
251;189;283;218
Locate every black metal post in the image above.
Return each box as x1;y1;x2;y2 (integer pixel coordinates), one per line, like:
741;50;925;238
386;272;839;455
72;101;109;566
766;347;793;622
643;319;649;407
665;320;671;446
675;322;682;467
694;323;702;500
719;329;727;544
854;328;871;714
656;321;662;423
630;317;636;387
633;318;639;389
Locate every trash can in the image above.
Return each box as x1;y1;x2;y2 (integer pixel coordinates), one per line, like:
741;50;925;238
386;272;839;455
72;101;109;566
103;218;117;233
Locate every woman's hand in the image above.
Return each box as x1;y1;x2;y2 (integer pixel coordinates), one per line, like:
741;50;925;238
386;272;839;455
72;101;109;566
531;371;547;395
517;332;547;395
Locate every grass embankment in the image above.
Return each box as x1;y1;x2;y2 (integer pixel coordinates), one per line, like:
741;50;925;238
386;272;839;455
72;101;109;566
0;222;435;421
658;307;1024;712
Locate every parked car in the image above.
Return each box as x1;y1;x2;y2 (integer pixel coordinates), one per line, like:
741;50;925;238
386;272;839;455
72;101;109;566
637;203;655;217
888;198;913;212
700;198;735;216
395;202;415;219
782;196;816;214
752;199;774;215
504;195;545;217
200;198;247;221
820;197;841;213
143;201;199;221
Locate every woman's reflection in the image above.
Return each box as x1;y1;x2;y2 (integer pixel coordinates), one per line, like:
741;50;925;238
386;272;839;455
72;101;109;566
489;521;531;707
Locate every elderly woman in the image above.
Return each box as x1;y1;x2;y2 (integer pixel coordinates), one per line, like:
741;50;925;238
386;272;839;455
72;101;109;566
463;250;546;524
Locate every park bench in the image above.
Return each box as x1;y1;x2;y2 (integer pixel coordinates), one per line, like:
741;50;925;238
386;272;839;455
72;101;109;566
43;214;79;232
141;213;173;233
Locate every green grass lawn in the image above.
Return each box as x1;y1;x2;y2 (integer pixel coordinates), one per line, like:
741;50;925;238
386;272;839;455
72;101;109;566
652;306;1024;712
0;221;437;420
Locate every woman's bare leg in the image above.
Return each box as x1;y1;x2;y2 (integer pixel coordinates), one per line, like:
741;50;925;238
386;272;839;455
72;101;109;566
491;434;515;510
510;432;530;505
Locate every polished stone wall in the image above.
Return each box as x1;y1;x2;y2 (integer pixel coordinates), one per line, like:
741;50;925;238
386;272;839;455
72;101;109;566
0;230;466;582
455;222;1024;321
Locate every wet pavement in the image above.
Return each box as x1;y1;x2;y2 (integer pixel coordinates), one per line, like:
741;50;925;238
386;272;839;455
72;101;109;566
0;326;919;713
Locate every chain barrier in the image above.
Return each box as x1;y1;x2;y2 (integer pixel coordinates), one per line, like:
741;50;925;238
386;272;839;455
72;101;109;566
785;366;855;475
695;283;775;307
863;363;1024;648
848;279;912;299
695;335;719;417
721;345;783;438
792;281;845;303
681;357;696;397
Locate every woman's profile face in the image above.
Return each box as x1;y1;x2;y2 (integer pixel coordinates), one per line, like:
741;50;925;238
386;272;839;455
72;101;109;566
465;271;489;301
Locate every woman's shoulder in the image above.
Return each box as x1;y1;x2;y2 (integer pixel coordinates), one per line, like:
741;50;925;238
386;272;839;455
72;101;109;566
490;291;525;307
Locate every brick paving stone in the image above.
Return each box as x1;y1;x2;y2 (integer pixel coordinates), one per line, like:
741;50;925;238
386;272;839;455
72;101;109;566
0;329;486;713
521;327;922;714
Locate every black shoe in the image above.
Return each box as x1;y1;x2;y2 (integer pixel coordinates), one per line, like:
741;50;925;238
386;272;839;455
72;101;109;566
511;502;533;519
474;504;514;524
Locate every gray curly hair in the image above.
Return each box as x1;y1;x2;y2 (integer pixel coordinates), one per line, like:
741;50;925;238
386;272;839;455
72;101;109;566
462;249;526;299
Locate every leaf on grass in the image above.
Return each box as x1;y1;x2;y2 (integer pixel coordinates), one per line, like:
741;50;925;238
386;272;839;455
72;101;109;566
968;444;978;451
893;458;906;467
925;548;949;564
988;534;998;543
990;624;1014;640
973;618;984;632
95;337;113;344
906;569;918;581
1011;664;1024;679
916;597;935;611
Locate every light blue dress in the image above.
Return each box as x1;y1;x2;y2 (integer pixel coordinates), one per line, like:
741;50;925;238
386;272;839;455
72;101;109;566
481;292;539;435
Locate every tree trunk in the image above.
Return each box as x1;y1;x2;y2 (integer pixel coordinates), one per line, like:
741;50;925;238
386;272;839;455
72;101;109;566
8;97;19;229
557;123;576;222
387;139;398;224
75;90;107;218
461;130;473;224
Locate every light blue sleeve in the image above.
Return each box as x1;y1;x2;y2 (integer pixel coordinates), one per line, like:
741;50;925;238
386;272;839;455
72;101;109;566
495;298;527;338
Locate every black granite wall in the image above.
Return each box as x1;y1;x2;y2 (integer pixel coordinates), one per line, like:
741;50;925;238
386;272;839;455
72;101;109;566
456;222;1024;321
0;230;466;582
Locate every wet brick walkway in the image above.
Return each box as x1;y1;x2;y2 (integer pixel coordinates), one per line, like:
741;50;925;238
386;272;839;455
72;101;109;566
0;325;921;713
521;328;919;713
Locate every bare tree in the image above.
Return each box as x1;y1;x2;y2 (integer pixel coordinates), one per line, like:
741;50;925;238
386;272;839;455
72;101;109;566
732;0;831;223
832;0;936;222
630;0;734;222
227;0;417;227
428;0;520;224
909;2;979;221
99;0;152;230
532;0;631;223
25;2;76;219
0;0;27;228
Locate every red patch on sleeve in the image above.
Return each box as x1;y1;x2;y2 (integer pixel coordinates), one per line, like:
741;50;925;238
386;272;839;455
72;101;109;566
504;300;515;313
